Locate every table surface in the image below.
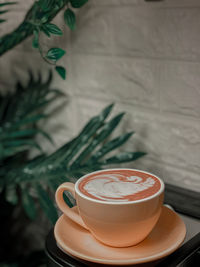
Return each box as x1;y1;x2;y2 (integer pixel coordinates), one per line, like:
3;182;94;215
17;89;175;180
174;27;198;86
46;211;200;267
179;213;200;243
46;184;200;267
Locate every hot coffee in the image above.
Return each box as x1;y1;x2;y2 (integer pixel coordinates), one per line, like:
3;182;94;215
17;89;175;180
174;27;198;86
56;168;164;247
78;169;161;202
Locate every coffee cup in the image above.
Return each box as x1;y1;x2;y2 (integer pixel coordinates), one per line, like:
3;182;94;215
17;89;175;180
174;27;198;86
55;168;164;247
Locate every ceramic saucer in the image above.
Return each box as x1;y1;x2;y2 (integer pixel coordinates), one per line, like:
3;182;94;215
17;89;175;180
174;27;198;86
54;206;186;266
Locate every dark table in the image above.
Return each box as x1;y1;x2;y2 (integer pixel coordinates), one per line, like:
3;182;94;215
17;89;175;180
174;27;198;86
45;183;200;267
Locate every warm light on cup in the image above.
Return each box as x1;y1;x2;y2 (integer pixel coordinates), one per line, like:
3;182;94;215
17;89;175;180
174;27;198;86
55;168;164;247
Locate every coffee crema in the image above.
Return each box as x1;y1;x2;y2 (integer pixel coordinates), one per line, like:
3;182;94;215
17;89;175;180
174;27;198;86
78;169;161;202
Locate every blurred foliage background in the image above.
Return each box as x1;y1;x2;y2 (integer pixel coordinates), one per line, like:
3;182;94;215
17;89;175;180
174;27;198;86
0;1;146;266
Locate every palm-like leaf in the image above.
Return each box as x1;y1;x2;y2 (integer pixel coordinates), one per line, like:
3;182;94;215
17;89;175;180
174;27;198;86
0;71;63;161
2;103;146;224
0;2;16;24
0;71;146;224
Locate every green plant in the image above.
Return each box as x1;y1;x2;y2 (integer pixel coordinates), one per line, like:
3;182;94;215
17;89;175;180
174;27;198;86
0;71;146;224
0;0;87;79
0;0;147;265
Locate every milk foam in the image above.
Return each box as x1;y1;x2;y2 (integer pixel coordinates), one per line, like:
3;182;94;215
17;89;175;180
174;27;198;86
83;174;156;202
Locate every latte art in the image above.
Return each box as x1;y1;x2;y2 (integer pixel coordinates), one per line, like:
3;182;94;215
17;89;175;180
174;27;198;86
78;170;161;202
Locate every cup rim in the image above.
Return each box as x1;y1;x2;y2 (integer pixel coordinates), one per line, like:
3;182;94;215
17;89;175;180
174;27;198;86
75;168;165;205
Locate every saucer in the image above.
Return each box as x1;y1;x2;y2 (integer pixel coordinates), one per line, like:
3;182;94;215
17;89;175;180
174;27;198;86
54;206;186;266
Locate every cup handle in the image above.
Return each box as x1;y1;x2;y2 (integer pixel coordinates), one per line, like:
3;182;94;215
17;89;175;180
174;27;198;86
55;182;88;230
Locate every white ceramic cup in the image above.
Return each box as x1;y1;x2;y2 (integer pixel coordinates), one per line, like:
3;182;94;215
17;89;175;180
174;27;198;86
55;168;164;247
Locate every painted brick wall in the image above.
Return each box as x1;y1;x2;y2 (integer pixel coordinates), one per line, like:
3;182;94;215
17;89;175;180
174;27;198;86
1;0;200;192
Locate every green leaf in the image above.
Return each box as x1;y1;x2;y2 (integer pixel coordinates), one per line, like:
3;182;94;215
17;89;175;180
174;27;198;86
64;8;76;31
55;66;66;80
45;23;63;36
0;129;39;139
3;140;42;152
46;48;66;61
88;132;134;163
35;183;58;224
5;184;18;205
1;146;29;159
99;103;114;121
70;0;88;8
102;152;147;165
1;97;146;225
41;138;76;166
13;104;115;184
0;128;53;145
0;70;60;162
71;112;125;166
0;10;8;15
37;0;55;11
32;30;39;49
41;15;49;24
10;114;47;128
47;179;59;191
0;19;6;23
21;189;37;220
0;2;17;7
41;25;51;37
27;154;47;168
54;103;114;166
38;129;54;145
0;70;56;124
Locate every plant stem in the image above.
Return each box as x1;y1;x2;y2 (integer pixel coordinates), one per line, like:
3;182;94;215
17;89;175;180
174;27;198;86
0;22;34;56
38;43;55;66
0;0;69;57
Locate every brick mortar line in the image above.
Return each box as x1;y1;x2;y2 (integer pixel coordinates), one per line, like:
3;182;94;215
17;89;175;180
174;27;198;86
132;157;200;183
91;4;200;9
72;94;200;124
70;52;200;64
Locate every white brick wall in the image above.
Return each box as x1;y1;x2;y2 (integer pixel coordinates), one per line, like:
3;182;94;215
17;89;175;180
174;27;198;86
0;0;200;192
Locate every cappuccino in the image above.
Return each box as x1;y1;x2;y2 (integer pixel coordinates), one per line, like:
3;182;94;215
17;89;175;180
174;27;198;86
78;169;161;202
56;168;164;247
